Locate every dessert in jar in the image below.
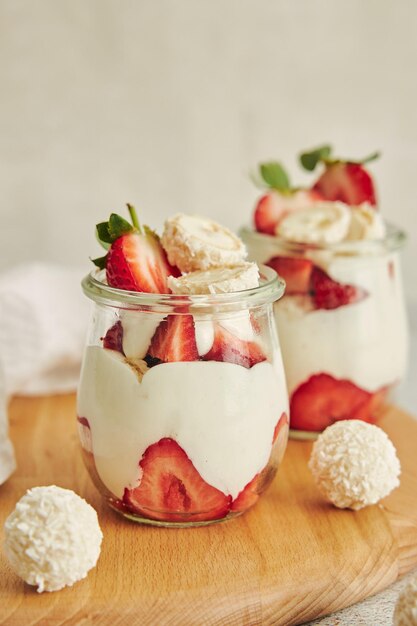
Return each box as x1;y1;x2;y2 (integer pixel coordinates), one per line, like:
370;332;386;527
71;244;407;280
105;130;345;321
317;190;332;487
240;145;408;439
77;206;289;526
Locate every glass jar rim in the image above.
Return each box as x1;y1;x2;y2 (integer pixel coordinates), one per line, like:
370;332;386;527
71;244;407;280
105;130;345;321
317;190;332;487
81;265;285;311
239;221;406;255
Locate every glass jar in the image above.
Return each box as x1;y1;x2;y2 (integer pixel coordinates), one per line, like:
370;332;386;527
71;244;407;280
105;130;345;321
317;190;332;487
240;225;408;439
77;266;288;527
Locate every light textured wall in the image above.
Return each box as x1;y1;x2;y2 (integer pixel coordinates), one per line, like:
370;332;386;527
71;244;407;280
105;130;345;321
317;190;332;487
1;0;416;302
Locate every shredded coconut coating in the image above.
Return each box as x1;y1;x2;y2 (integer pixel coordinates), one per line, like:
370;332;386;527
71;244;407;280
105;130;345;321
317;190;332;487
308;420;400;510
161;213;247;273
4;485;103;592
394;577;417;626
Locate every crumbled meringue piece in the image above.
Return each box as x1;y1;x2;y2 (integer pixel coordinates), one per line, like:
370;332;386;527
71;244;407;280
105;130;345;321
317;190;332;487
162;213;247;273
168;262;259;295
276;202;351;245
394;576;417;626
347;204;386;241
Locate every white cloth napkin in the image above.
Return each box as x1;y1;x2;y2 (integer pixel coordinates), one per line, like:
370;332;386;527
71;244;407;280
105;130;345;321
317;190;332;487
0;263;90;484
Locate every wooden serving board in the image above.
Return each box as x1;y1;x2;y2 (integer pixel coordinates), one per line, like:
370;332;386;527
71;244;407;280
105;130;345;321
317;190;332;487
1;395;417;626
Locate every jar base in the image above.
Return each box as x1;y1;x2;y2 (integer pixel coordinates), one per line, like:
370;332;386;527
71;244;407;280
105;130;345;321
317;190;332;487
107;500;244;528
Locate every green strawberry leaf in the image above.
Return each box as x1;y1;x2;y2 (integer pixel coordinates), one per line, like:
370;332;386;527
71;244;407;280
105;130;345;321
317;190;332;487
96;221;113;245
300;145;332;171
91;254;108;269
259;162;290;191
108;213;134;240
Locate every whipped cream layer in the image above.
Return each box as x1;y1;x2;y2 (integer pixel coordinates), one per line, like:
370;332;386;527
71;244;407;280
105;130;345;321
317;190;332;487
275;253;408;394
77;347;288;500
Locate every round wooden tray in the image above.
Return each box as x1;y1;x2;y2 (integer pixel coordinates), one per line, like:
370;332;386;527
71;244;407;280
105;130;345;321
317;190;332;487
1;396;416;625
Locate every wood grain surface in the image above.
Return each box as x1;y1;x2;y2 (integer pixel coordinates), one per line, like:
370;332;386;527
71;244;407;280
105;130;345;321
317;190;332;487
1;395;416;626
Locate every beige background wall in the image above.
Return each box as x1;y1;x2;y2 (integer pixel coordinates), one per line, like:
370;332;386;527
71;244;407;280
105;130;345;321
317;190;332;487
1;0;416;301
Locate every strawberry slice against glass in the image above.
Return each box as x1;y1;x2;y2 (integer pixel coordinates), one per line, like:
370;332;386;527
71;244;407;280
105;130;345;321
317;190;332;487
290;373;386;432
147;315;199;363
202;324;266;369
123;438;231;522
92;203;179;293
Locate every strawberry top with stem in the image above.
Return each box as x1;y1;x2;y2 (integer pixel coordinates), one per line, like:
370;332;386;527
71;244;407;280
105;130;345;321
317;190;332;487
92;203;179;294
299;144;380;206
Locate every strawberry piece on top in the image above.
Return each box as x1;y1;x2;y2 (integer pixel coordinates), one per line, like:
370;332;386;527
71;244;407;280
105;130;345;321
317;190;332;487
102;320;124;353
203;324;266;369
253;161;323;235
123;437;231;522
147;315;199;363
300;144;379;206
92;203;179;293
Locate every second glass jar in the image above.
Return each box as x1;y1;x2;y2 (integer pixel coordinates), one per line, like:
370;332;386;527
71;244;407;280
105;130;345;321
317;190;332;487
240;225;408;439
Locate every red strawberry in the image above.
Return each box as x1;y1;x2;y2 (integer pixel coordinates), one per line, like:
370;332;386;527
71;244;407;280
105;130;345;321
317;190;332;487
147;315;199;363
92;204;179;293
230;473;260;512
272;412;289;445
123;438;231;522
290;373;385;432
313;162;377;206
311;267;367;310
266;256;314;294
102;320;124;353
254;189;323;235
77;416;93;453
300;145;379;206
273;412;289;465
231;462;278;513
203;324;266;369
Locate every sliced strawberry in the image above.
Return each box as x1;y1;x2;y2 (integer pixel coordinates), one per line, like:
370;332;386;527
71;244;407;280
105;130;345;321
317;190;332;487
254;189;323;235
106;231;179;293
203;324;266;369
230;474;260;512
254;193;286;235
102;320;124;353
92;204;179;293
313;162;376;206
147;315;199;363
290;373;386;432
123;438;231;522
77;416;93;453
266;256;314;294
311;267;368;310
273;412;289;465
300;145;378;206
272;411;289;444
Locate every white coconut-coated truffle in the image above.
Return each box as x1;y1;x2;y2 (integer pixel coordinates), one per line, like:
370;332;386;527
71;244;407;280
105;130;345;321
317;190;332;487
3;485;102;592
394;577;417;626
308;420;400;510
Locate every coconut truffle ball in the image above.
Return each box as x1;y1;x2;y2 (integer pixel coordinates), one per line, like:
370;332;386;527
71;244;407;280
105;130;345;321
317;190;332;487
394;577;417;626
4;485;102;592
308;420;400;510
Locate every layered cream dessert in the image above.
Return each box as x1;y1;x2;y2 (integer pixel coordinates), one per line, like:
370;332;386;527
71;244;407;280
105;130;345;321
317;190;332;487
241;146;408;434
77;208;288;523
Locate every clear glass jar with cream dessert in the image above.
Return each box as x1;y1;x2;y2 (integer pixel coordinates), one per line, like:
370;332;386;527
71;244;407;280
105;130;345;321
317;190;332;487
77;209;289;526
241;150;408;438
